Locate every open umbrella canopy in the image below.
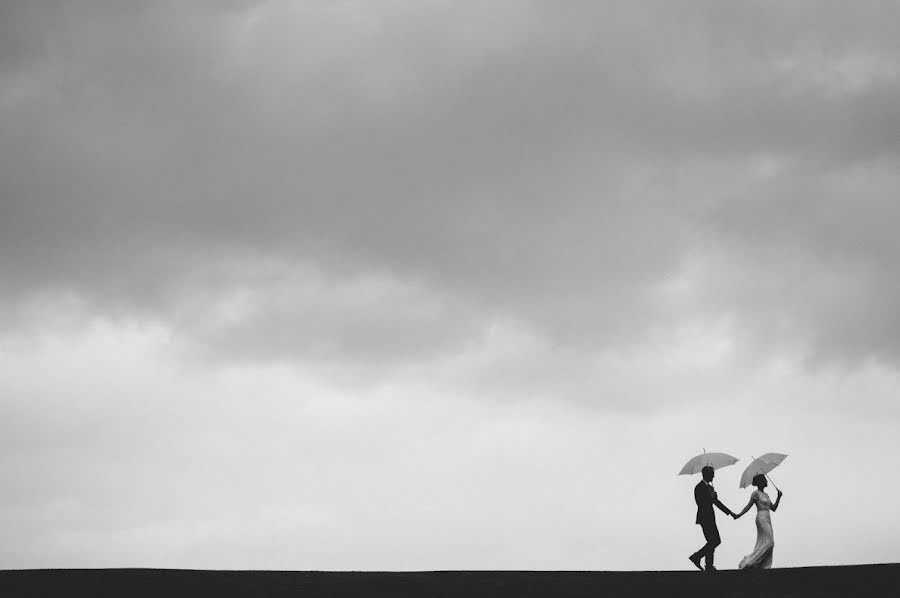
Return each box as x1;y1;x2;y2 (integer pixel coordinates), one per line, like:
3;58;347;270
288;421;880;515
739;453;788;488
678;452;739;476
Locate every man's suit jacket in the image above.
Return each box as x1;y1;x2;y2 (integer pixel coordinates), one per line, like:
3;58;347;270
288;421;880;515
695;480;730;525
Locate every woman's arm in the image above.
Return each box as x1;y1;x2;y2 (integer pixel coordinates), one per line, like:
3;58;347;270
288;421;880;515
772;489;783;511
734;496;756;519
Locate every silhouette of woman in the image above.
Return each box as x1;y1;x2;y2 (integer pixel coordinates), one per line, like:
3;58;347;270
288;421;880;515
734;473;782;569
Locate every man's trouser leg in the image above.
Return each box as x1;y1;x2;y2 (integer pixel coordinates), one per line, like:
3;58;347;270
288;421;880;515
700;521;721;567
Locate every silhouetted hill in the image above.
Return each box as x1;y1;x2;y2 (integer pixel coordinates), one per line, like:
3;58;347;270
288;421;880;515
2;564;898;597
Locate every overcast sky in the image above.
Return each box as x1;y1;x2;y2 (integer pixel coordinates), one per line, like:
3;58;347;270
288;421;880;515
2;0;899;571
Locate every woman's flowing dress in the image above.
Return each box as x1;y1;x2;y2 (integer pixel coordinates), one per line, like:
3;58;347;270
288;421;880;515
738;490;774;569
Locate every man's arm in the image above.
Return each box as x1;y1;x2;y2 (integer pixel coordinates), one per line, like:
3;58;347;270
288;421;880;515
713;497;734;517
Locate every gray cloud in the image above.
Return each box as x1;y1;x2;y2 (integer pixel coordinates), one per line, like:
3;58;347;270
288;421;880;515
1;0;899;371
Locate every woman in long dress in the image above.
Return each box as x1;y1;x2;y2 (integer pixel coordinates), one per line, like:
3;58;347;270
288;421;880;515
734;473;783;569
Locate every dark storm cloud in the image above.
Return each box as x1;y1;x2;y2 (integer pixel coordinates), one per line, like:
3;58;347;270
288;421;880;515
1;1;898;367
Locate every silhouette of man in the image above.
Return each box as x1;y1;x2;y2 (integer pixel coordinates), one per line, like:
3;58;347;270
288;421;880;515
689;465;734;572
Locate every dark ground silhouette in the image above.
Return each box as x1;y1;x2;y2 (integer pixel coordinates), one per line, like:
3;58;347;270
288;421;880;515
1;564;898;597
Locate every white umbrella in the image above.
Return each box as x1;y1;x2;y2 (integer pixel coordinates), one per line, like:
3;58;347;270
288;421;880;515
739;453;788;490
678;451;740;476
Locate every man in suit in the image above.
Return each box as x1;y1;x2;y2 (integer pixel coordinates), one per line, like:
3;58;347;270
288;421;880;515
689;465;735;572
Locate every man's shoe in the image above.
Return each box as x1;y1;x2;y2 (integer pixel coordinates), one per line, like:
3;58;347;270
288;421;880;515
705;565;718;573
689;555;703;571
